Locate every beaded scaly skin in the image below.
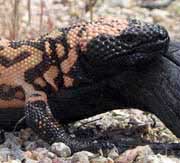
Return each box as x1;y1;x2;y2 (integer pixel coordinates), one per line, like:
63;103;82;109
0;17;169;152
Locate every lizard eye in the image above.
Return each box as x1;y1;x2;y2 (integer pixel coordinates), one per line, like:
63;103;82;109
121;34;138;44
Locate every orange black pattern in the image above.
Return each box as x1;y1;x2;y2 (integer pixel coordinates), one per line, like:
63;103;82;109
0;17;169;152
0;17;129;107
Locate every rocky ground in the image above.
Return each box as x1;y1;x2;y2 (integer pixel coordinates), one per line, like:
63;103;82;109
1;109;180;163
0;0;180;162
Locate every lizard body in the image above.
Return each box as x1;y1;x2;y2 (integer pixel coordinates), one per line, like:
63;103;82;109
0;17;169;152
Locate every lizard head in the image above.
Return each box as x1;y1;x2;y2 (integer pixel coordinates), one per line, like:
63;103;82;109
80;18;169;75
58;17;170;85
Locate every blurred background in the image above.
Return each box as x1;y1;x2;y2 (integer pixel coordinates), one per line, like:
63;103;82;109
0;0;179;41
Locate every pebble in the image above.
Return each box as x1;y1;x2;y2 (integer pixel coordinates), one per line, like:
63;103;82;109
0;145;24;161
0;147;11;161
137;154;178;163
114;145;154;163
31;148;49;160
24;151;33;159
107;148;119;160
72;151;95;163
50;142;71;157
19;128;34;141
107;0;135;8
8;160;22;163
40;157;53;163
24;158;39;163
90;156;114;163
52;157;70;163
72;153;89;163
47;151;56;159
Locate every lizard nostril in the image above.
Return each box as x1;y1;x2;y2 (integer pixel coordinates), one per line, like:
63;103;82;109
153;24;168;40
159;29;168;40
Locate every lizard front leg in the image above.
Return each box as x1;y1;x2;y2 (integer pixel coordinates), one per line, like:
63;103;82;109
25;92;115;153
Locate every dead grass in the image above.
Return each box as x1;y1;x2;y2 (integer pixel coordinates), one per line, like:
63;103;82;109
0;0;96;40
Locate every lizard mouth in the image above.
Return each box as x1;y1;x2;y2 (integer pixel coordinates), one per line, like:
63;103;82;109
130;36;170;63
81;36;170;81
84;28;169;68
136;36;169;53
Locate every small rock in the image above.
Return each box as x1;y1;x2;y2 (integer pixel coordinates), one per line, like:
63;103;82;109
136;154;178;163
90;156;112;163
4;133;19;147
114;145;154;163
0;147;11;161
73;151;95;158
0;142;24;161
47;152;56;159
10;160;22;163
24;158;39;163
50;142;71;157
51;157;66;163
95;113;119;130
138;0;174;9
40;157;53;163
107;0;135;8
72;151;95;163
19;128;35;141
31;148;49;160
72;154;89;163
12;147;25;161
24;151;33;159
108;148;119;160
107;158;114;163
0;155;3;162
2;133;25;161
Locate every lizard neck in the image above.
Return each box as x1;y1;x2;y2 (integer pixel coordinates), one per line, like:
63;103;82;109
35;28;70;91
39;28;92;89
19;30;66;94
39;28;68;66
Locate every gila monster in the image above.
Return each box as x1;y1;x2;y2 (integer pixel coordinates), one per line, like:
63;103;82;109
0;17;169;153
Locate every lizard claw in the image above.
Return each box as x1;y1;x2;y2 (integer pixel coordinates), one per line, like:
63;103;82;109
0;129;5;144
